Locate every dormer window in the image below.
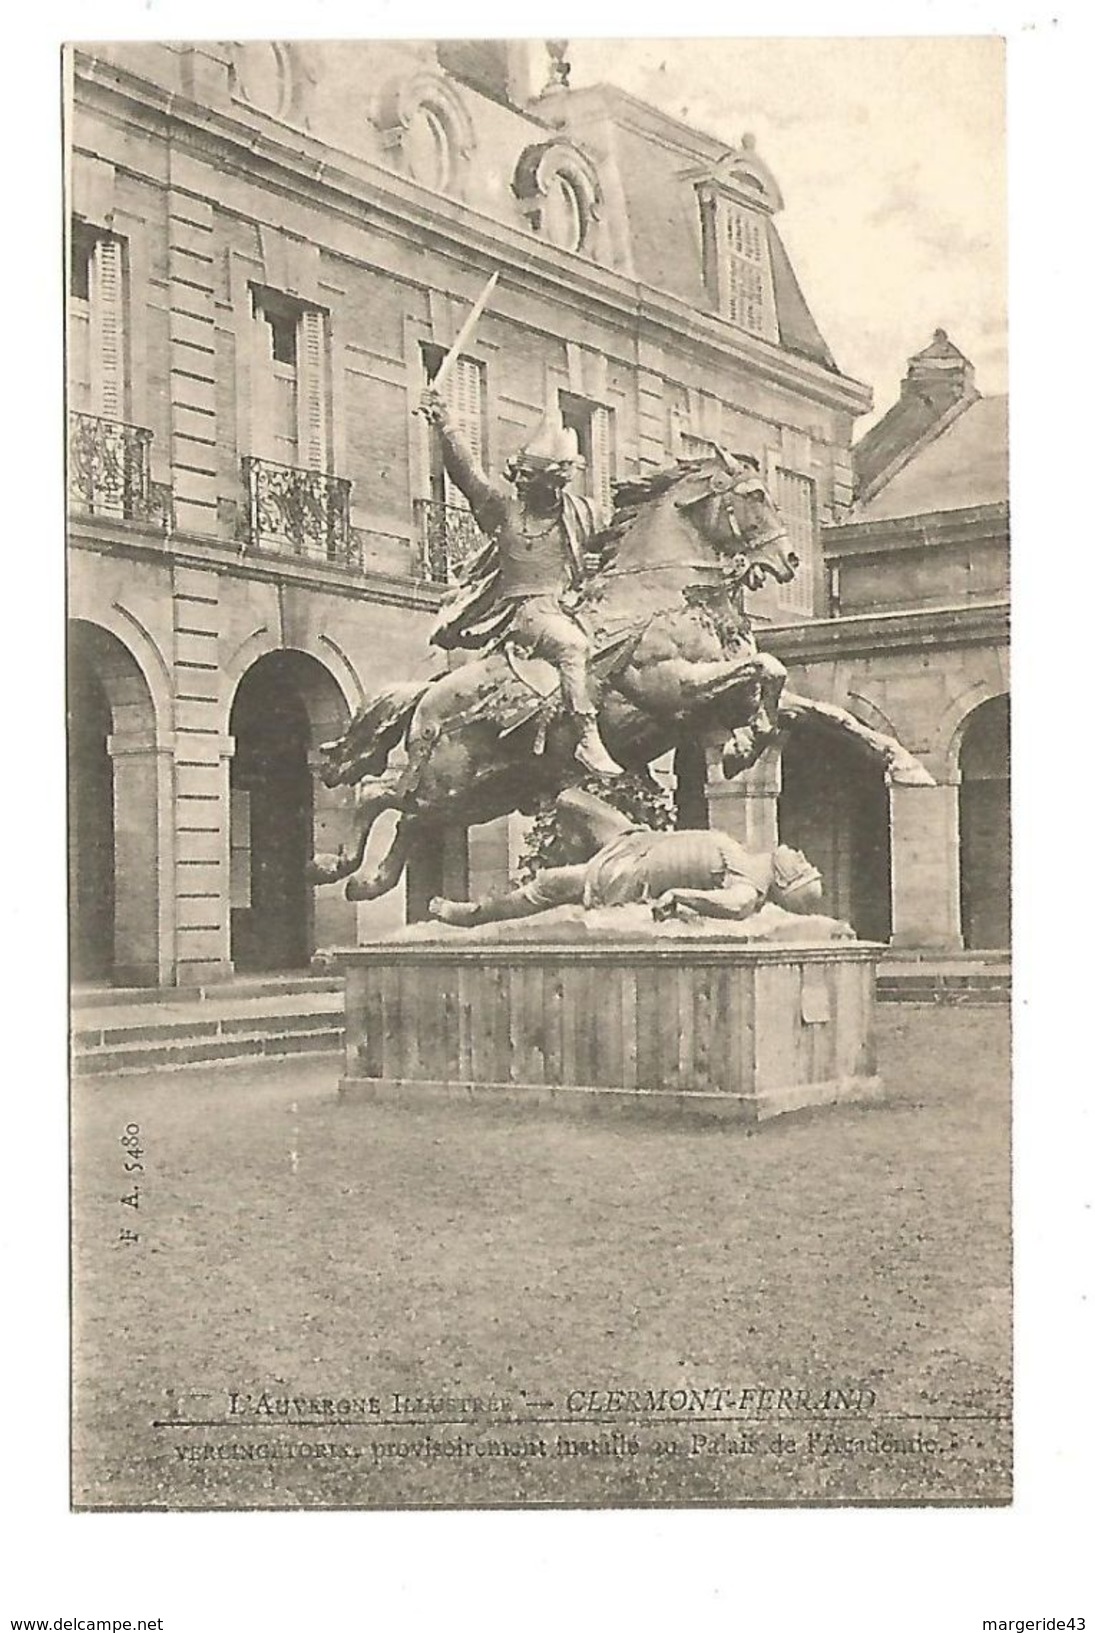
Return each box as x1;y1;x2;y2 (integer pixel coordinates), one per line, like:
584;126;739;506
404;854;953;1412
405;103;452;192
694;136;782;342
543;172;586;252
513;139;602;258
374;72;475;199
228;42;318;128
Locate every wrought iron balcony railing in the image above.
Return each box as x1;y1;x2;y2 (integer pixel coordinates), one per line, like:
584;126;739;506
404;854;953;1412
241;457;354;564
413;498;488;584
68;412;154;522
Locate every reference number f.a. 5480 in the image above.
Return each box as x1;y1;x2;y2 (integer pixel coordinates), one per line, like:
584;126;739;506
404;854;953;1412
118;1121;144;1245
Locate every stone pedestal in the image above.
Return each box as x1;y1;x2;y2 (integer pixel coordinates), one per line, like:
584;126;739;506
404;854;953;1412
889;780;962;949
335;926;882;1124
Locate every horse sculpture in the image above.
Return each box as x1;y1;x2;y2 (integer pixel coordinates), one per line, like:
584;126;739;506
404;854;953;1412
310;450;929;902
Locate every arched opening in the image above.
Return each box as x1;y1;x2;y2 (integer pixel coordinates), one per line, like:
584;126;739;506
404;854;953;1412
778;722;892;941
68;653;114;980
228;651;350;973
958;694;1010;950
68;620;160;986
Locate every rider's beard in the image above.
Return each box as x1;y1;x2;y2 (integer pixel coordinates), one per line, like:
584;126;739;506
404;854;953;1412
519;476;564;517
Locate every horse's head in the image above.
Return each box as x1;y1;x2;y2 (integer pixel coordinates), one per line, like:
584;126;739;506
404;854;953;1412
670;449;798;588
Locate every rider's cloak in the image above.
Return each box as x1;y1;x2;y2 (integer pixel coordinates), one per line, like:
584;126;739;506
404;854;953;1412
429;490;596;652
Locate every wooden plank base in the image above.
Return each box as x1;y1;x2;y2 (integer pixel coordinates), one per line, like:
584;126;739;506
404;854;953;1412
335;938;883;1127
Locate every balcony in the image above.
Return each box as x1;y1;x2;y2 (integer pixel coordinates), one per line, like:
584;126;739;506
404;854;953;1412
68;412;155;522
413;498;488;584
241;457;355;565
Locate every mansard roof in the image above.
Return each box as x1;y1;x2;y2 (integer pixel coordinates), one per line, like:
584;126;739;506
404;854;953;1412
545;84;840;370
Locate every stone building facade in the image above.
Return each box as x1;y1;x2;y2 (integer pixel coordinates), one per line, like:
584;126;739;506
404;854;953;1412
67;39;875;987
702;330;1009;951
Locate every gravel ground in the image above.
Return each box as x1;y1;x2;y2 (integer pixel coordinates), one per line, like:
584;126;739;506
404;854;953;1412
71;1005;1010;1509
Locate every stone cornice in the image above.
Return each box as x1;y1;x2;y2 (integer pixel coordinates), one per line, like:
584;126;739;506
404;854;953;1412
71;51;872;417
67;515;443;614
67;514;172;567
767;601;1009;662
824;502;1009;558
335;940;881;967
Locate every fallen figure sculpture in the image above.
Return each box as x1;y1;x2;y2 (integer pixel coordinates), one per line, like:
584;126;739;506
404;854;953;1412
428;787;854;942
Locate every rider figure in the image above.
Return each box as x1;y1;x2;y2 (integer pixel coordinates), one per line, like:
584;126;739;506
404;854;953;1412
420;386;623;778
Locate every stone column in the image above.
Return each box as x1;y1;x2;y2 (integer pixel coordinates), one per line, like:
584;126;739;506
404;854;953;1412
705;746;781;850
173;734;235;985
106;727;176;987
172;565;232;985
888;778;962;950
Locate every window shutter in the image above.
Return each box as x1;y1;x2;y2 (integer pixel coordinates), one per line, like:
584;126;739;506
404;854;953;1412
90;236;125;421
296;307;328;472
725;207;768;337
775;468;816;617
590;404;614;528
444;356;484;508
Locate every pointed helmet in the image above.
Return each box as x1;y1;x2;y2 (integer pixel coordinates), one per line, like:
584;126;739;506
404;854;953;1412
508;405;584;475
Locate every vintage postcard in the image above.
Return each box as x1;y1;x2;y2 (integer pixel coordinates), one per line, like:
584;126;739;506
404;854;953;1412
65;34;1014;1514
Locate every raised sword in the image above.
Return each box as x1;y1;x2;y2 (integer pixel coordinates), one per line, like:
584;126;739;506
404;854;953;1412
420;270;500;404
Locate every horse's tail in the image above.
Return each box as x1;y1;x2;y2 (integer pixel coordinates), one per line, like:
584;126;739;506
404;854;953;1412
318;680;430;787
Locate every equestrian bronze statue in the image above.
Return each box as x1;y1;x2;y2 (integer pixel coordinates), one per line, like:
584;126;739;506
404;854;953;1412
309;438;929;904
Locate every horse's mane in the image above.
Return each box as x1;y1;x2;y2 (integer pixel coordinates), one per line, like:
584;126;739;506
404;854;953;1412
588;450;759;566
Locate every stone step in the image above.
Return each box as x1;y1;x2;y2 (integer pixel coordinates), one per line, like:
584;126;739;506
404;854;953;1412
71;973;344;1011
71;987;346;1077
876;972;1010;1005
73;1019;345;1077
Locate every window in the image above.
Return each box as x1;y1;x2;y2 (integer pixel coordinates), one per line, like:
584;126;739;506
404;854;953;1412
250;287;330;471
726;207;767;336
513;140;602;260
421;343;487;508
679;431;714;463
231;42;292;119
70;223;96;302
68;223;127;421
405;104;452;192
542;174;586;252
774;468;817;617
698;189;776;340
559;392;614;527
